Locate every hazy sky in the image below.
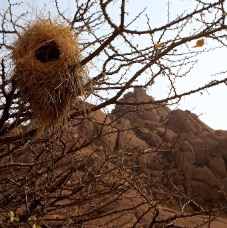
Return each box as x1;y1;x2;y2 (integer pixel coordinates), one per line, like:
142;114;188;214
1;0;227;130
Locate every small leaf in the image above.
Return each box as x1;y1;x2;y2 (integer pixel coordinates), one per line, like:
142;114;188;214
66;180;72;186
155;43;164;48
29;215;37;221
14;216;20;222
9;211;14;218
10;216;14;223
192;39;204;48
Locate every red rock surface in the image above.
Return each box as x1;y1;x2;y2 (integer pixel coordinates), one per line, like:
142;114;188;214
111;88;227;203
5;88;227;227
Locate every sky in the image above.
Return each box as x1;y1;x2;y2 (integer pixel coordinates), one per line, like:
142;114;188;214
1;0;227;130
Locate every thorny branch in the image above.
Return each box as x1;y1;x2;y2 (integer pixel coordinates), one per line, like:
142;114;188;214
0;0;227;227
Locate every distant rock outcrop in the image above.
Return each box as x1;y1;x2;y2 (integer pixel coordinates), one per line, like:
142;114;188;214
5;88;227;227
111;88;227;202
7;88;227;203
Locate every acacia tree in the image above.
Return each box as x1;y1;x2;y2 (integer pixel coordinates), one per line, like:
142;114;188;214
1;0;227;227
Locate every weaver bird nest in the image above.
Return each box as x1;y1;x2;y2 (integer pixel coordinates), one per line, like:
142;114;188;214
12;20;91;132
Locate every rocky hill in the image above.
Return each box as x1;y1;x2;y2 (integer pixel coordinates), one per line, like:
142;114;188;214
111;88;227;204
3;88;227;227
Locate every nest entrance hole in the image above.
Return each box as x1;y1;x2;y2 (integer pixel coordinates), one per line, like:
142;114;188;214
35;40;60;63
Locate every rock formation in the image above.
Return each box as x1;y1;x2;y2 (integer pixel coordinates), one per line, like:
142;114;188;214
111;87;227;203
4;87;227;227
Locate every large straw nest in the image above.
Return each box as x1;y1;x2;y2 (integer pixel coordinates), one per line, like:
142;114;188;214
12;20;90;132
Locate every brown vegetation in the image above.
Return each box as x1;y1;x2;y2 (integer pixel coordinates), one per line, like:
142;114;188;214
1;0;227;227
